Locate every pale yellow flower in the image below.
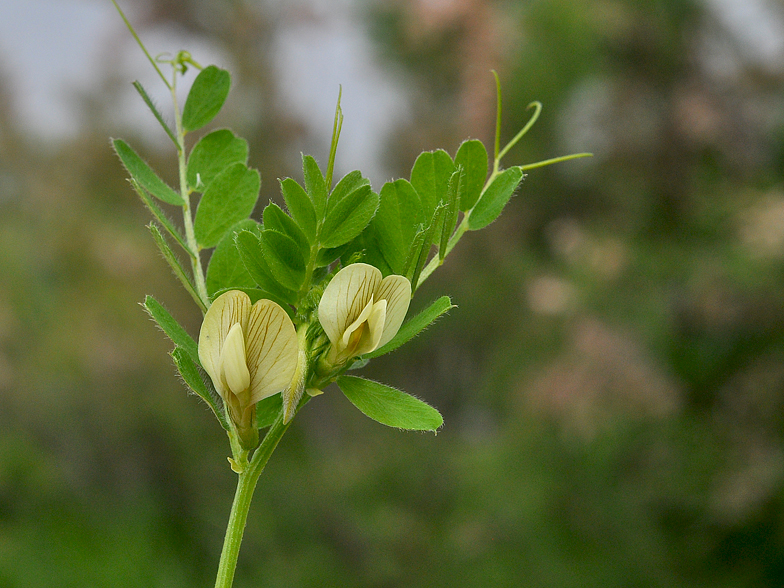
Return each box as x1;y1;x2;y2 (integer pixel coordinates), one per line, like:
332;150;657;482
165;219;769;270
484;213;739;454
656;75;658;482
199;290;298;433
318;263;411;365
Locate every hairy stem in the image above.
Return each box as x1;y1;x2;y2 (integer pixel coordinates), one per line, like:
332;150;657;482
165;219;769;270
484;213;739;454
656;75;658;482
170;77;210;308
213;411;295;588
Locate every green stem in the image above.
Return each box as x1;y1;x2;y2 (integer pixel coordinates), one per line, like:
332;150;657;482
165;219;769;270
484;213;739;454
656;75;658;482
214;412;294;588
170;76;210;308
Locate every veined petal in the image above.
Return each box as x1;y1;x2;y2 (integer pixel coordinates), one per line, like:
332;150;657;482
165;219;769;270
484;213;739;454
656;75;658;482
245;299;299;404
341;295;376;349
199;290;251;396
219;322;251;396
318;263;381;345
375;274;412;348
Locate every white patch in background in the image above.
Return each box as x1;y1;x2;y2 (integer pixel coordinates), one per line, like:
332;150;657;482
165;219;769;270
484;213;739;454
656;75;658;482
272;5;410;189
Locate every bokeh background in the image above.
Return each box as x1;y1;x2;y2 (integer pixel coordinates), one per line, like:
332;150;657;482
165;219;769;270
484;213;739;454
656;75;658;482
1;0;784;585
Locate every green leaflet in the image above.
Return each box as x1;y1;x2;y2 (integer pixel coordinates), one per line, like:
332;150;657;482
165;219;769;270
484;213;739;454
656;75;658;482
171;347;230;431
467;166;524;230
302;155;327;221
182;65;231;132
326;170;368;216
365;295;454;359
260;229;306;292
410;149;455;238
142;295;199;364
280;178;317;243
262;202;310;262
320;185;379;249
187;129;248;191
374;179;423;274
454;139;488;212
255;393;283;429
132;81;178;146
337;376;443;432
194;162;260;248
113;139;184;205
205;219;259;296
235;229;297;304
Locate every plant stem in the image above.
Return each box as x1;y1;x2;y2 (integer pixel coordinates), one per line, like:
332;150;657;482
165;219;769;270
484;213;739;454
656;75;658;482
213;412;294;588
170;76;210;308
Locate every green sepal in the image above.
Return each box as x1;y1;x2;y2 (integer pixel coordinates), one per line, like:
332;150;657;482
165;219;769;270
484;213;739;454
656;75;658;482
205;219;259;296
194;162;260;248
187;129;248;191
182;65;231;132
260;229;306;292
467;166;524;230
320;185;379;249
112;139;184;205
262;202;310;261
374;178;424;274
142;294;199;364
454;139;488;211
256;394;283;429
337;376;443;432
302;155;328;221
132;81;178;147
364;295;454;359
148;224;206;312
280;178;317;243
171;347;230;431
235;230;297;304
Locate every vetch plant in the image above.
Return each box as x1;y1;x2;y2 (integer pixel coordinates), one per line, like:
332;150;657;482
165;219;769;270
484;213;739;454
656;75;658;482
110;3;590;586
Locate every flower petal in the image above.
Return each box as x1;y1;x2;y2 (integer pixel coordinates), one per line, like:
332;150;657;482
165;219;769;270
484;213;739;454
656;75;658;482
318;263;381;345
245;299;299;404
219;322;251;396
198;290;251;396
375;275;412;348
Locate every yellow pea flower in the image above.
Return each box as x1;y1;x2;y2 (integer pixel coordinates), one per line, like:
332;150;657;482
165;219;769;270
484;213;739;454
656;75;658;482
318;263;411;366
199;290;298;443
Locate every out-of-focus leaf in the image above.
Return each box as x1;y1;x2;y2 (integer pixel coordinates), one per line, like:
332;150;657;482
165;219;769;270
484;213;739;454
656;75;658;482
113;139;184;205
337;376;443;431
467;166;524;230
194;162;260;248
187;129;248;190
182;65;231;132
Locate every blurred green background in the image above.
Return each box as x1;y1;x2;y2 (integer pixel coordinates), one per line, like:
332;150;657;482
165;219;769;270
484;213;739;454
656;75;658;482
1;0;783;586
